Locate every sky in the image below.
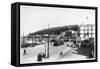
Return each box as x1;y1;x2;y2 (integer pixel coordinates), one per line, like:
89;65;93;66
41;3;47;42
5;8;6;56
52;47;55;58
20;5;95;36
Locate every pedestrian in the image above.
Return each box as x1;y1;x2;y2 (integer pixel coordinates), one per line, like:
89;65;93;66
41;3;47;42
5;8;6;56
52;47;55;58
23;49;26;55
37;52;43;61
60;52;63;55
42;53;46;59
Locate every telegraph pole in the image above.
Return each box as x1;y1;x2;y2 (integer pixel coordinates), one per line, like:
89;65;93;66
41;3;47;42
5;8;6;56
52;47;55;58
32;36;33;47
23;32;25;45
47;24;50;58
45;43;46;58
86;16;89;38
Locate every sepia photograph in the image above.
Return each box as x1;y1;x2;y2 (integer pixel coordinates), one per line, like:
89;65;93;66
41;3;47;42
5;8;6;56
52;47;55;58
20;4;96;64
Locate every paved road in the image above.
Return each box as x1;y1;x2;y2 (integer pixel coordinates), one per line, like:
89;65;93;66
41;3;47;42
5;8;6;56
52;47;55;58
20;42;93;64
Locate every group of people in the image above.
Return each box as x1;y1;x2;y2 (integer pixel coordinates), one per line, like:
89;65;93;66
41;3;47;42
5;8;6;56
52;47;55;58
37;52;46;61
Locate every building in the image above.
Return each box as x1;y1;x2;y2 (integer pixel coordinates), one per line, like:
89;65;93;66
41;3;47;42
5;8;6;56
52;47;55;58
79;24;95;40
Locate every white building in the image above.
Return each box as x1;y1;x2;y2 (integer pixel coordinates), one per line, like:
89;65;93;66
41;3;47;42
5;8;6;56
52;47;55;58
79;24;95;40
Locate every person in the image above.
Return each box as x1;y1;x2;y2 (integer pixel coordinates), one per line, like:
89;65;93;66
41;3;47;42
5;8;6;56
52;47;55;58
42;53;46;59
60;52;63;55
37;52;43;61
88;39;94;58
23;49;26;55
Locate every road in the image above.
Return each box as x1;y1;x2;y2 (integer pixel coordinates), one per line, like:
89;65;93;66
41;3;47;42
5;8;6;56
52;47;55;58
20;42;93;64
